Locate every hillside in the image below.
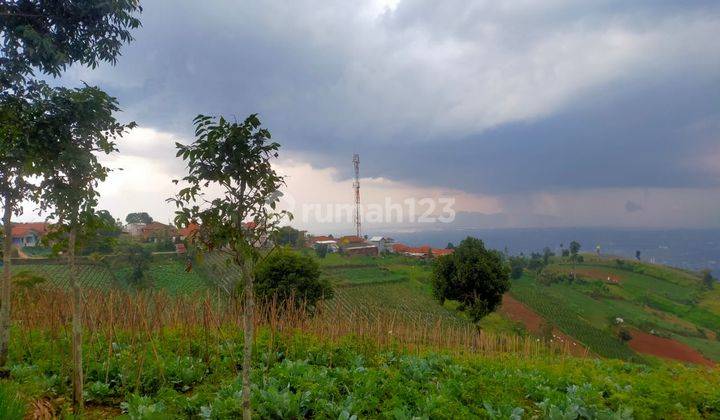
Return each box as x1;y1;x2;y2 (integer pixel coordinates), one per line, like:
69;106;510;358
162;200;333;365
3;251;720;417
10;251;720;366
507;255;720;365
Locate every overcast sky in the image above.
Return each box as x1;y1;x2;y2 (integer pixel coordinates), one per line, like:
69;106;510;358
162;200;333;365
20;0;720;232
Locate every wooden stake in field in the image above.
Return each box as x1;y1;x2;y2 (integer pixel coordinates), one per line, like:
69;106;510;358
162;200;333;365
169;113;289;420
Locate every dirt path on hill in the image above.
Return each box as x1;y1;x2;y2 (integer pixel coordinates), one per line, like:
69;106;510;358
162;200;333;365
628;329;715;367
499;294;589;357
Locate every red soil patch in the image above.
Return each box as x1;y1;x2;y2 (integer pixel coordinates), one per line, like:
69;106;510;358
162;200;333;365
500;295;589;356
573;268;622;284
628;329;715;367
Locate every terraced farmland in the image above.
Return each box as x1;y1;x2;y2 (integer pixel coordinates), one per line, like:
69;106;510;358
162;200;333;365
510;275;638;361
512;257;720;364
11;262;116;290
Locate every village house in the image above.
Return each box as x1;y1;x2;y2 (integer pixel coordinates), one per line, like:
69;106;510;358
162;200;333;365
343;243;379;257
124;222;146;237
368;236;395;253
140;222;179;243
338;235;365;245
8;223;49;247
393;243;454;258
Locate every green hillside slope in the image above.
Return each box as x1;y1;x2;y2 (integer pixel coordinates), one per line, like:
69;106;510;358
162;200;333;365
510;255;720;363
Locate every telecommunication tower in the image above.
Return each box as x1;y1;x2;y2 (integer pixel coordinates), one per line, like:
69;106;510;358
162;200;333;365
352;154;361;238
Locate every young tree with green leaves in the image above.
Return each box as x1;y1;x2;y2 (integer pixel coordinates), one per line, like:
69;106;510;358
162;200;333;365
0;0;141;378
0;86;40;369
169;114;289;419
0;0;142;89
37;85;134;410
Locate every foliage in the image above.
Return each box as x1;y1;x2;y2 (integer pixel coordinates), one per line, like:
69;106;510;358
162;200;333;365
2;328;720;419
169;113;289;417
542;247;554;265
508;256;526;279
45;209;122;256
255;249;332;307
432;237;510;321
37;85;134;226
536;268;575;286
510;277;639;361
315;243;328;259
122;243;153;287
0;383;25;420
701;269;715;290
0;0;142;88
569;241;581;257
169;114;288;268
272;226;305;248
617;328;633;342
125;212;153;224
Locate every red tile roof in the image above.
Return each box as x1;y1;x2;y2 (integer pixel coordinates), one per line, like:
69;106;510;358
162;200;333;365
10;223;49;238
309;235;335;243
339;235;364;244
393;243;453;257
178;222;199;238
432;248;454;257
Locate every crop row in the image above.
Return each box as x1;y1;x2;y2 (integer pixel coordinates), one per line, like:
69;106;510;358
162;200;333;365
510;282;638;361
327;281;466;327
11;263;116;290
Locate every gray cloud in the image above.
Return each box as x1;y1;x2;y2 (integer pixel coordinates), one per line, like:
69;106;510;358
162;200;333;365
50;0;720;226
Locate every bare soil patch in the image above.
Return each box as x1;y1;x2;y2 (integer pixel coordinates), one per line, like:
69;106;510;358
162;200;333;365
628;329;715;367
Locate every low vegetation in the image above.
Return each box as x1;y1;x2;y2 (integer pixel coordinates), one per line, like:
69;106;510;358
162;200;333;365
1;287;718;418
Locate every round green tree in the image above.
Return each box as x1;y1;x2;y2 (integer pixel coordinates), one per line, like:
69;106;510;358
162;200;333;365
432;237;510;321
255;249;333;308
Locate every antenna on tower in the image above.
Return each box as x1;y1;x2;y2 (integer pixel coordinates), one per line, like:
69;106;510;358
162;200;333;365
352;154;361;238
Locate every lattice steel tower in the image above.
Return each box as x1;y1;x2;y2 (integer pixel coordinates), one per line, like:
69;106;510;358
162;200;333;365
352;154;361;238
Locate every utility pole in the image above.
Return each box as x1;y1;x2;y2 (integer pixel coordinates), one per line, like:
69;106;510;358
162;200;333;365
353;154;361;238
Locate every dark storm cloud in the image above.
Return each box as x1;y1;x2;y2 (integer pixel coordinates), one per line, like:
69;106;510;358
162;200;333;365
59;0;720;196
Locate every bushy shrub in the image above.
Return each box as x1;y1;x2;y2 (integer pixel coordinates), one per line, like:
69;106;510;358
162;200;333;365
537;269;573;286
255;249;333;308
617;328;633;342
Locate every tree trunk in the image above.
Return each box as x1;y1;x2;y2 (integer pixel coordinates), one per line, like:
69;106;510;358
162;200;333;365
0;199;13;369
241;259;255;420
68;226;84;411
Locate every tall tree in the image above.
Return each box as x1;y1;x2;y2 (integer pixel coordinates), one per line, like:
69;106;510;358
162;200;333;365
0;81;57;368
170;114;288;419
125;211;153;224
37;85;134;410
432;237;510;322
0;0;141;377
0;0;142;89
569;240;581;279
701;269;715;290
